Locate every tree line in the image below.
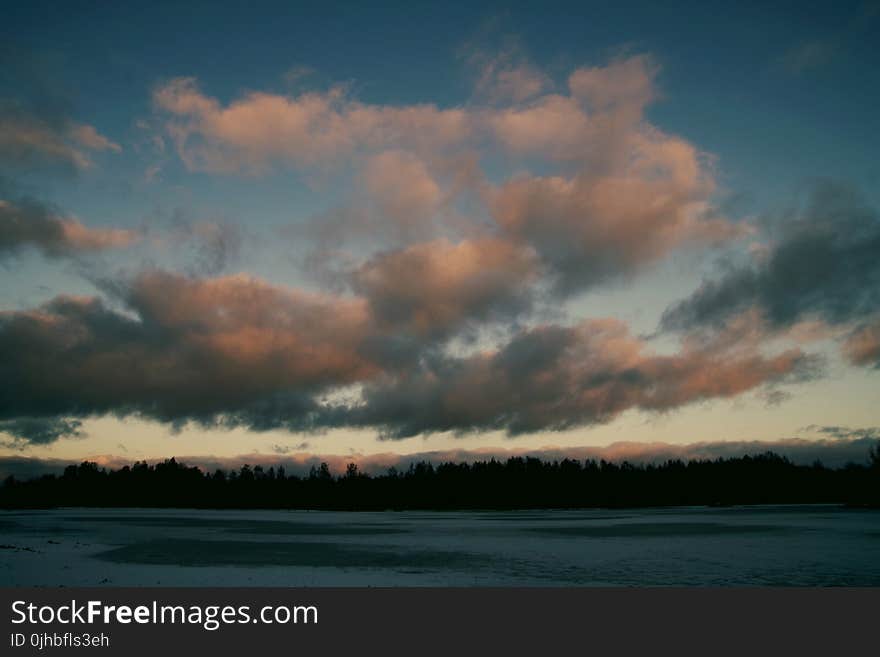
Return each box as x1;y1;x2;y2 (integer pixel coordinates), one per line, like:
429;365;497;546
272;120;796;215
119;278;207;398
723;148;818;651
2;448;879;510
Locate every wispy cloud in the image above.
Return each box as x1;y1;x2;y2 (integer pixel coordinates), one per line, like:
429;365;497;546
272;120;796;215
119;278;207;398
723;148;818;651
777;39;838;74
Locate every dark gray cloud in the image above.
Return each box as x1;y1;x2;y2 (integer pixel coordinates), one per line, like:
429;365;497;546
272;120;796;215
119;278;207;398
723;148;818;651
0;272;819;444
0;48;128;267
0;417;84;447
802;425;880;441
1;49;875;455
0;271;372;444
661;181;880;334
0;197;67;256
272;441;310;455
342;320;819;439
0;455;72;481
0;196;137;258
162;214;243;276
190;221;241;276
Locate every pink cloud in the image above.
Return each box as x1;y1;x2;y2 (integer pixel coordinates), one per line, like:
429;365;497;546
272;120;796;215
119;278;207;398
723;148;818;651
0;265;819;441
152;55;742;298
0;115;120;172
361;150;443;232
568;54;658;116
0;198;139;258
68;123;122;153
353;237;537;336
842;321;880;368
154;78;470;174
467;45;553;104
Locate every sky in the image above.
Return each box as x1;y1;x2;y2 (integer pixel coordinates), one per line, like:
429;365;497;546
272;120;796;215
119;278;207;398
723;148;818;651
1;1;879;473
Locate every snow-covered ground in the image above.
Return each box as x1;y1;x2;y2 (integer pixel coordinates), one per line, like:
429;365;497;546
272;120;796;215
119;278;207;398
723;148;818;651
2;506;878;586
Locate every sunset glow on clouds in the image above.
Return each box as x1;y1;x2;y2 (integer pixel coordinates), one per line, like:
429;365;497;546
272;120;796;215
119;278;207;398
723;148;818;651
1;1;878;466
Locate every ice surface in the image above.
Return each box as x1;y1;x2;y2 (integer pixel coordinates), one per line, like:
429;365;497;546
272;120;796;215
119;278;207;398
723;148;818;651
1;506;878;586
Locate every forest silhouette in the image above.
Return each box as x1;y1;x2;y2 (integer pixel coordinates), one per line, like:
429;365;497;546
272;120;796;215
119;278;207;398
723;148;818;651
2;447;878;510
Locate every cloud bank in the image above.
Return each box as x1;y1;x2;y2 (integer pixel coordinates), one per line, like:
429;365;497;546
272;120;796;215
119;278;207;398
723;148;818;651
153;55;737;299
1;52;877;450
2;433;877;481
0;271;818;444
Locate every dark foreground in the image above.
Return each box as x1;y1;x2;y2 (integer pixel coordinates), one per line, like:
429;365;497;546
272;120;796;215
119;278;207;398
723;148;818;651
2;505;879;586
2;451;879;509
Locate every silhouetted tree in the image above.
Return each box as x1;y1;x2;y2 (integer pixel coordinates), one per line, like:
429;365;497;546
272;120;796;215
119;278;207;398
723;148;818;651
1;446;877;510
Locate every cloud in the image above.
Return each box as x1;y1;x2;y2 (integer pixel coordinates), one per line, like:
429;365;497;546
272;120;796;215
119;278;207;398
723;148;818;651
489;160;738;294
777;39;838;74
153;78;470;174
271;441;310;454
802;424;880;440
0;46;119;176
0;272;374;439
1;52;856;446
3;435;876;481
0;197;139;259
152;56;743;300
466;45;553;104
0;455;74;481
0;417;84;448
0;112;120;173
421;57;737;297
661;181;880;341
0;265;819;443
842;321;880;368
344;318;819;438
487;55;657;165
568;54;658;117
360;150;443;235
163;218;242;276
352;237;537;337
481;55;741;293
0;112;88;172
773;5;880;76
281;65;315;86
68;123;122;153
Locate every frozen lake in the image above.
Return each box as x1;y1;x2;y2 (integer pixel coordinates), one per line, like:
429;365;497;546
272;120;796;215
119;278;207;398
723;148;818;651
2;506;879;586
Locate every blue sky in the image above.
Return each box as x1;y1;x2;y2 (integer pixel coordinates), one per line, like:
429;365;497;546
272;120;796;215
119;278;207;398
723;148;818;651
4;1;879;211
1;1;878;466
